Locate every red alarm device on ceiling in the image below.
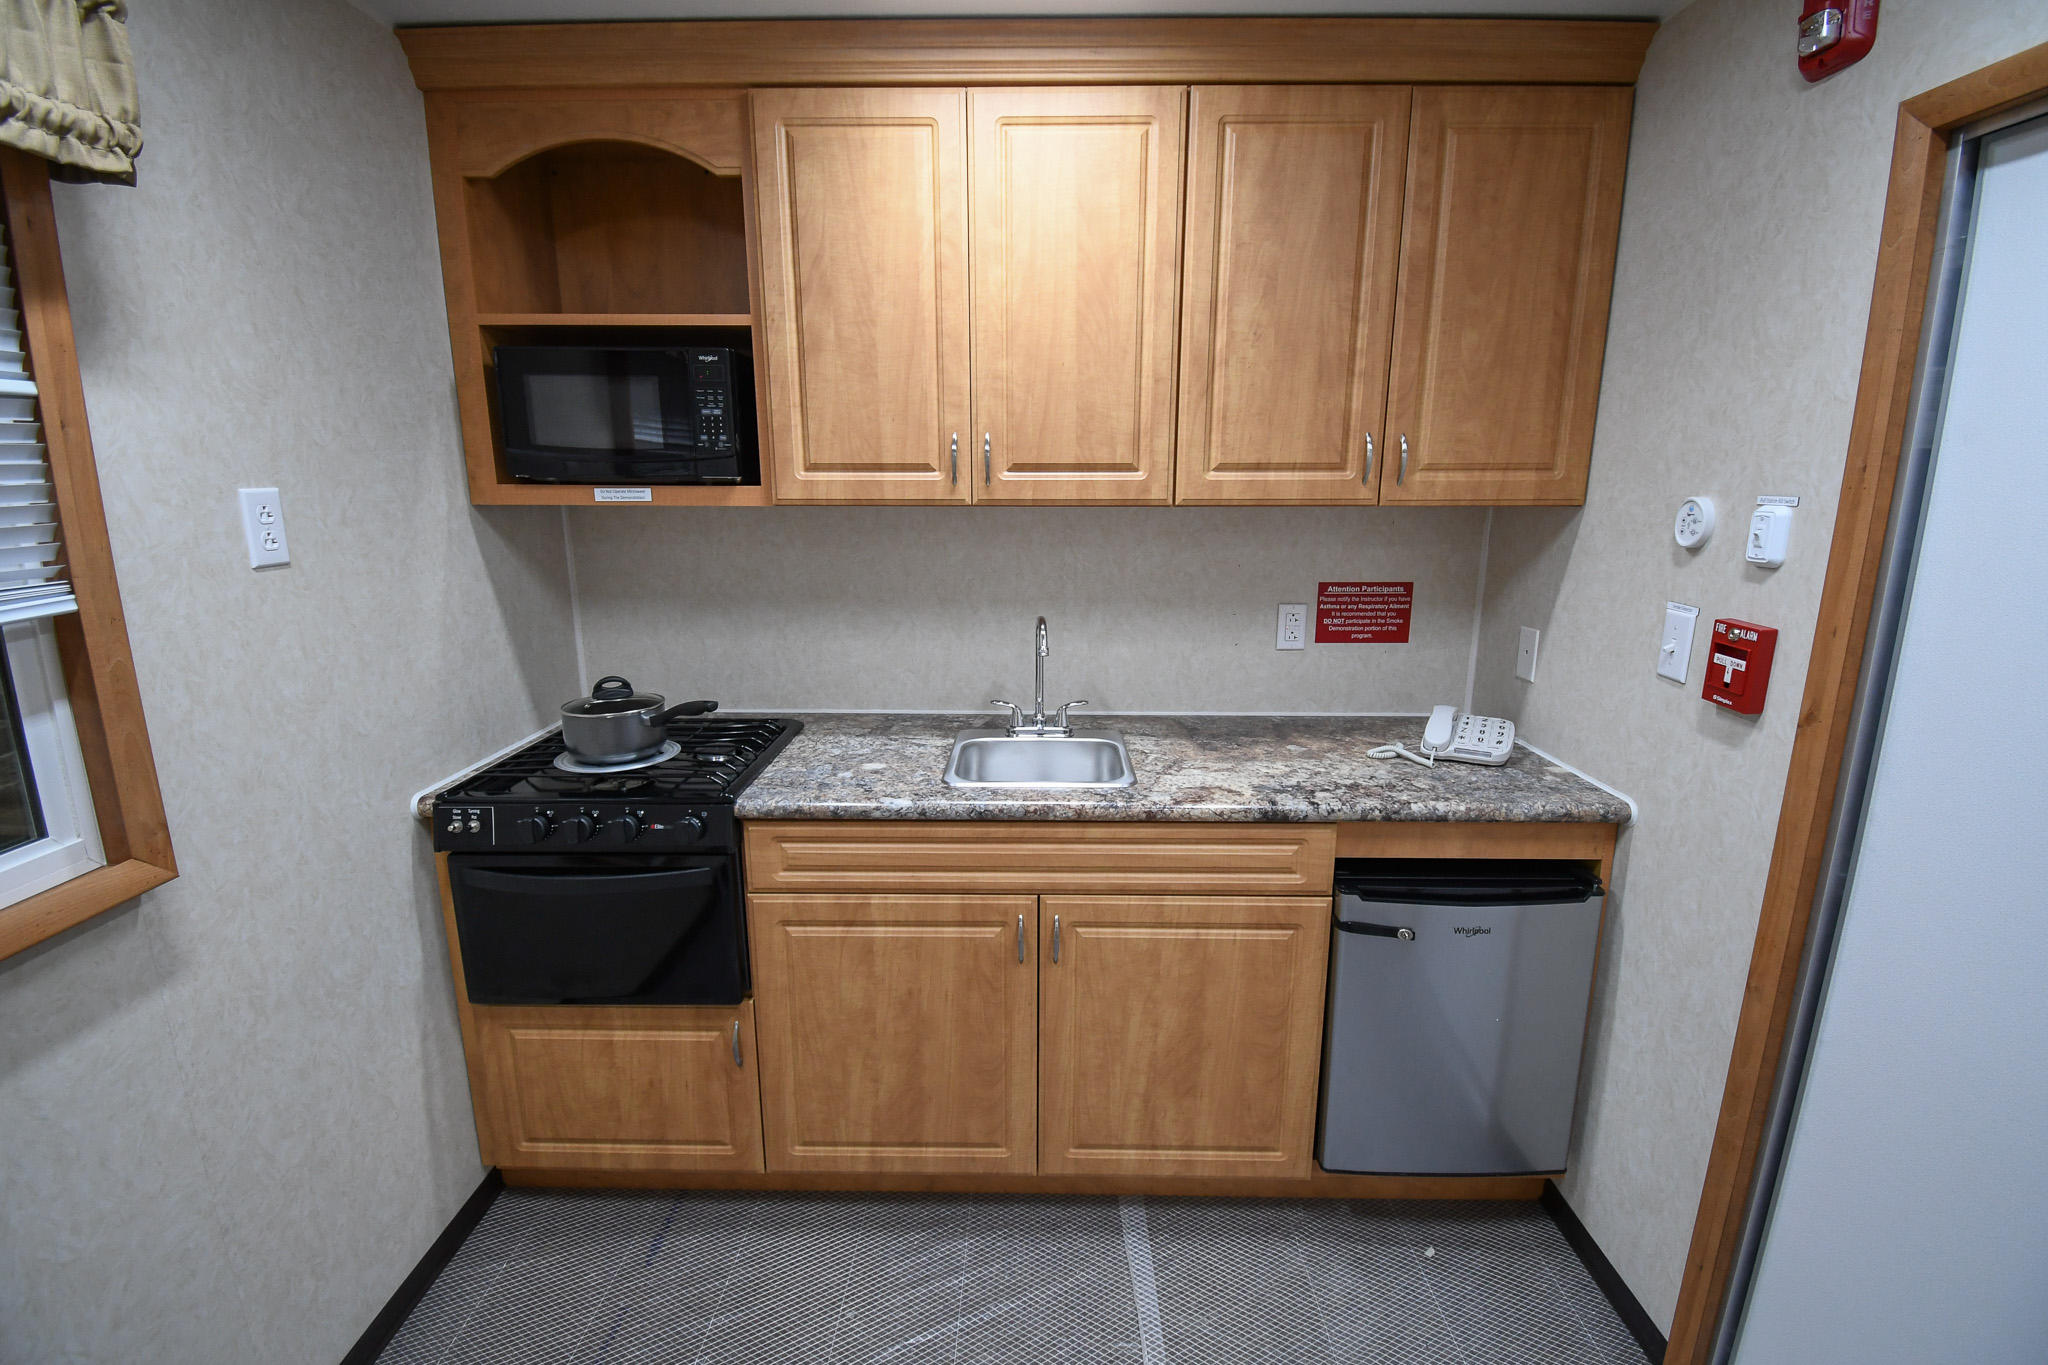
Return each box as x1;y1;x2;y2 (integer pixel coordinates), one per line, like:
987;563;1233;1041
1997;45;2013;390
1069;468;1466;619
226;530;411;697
1798;1;1879;82
1703;618;1778;716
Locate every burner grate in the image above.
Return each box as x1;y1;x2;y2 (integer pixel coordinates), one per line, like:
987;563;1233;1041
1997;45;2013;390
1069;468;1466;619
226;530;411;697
438;716;799;804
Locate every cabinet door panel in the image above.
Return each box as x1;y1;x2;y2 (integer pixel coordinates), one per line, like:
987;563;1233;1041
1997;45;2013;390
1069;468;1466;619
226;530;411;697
1384;86;1631;505
752;88;970;502
472;1002;764;1172
970;87;1184;504
1176;86;1409;504
750;893;1038;1172
1039;896;1330;1177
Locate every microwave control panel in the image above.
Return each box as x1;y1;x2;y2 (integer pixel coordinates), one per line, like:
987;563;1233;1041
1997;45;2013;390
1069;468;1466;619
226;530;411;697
689;352;735;452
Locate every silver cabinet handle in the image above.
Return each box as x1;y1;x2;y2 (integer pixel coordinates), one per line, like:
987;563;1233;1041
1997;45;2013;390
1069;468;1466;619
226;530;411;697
1363;432;1374;485
1398;433;1409;485
984;432;992;484
1017;913;1026;963
731;1020;742;1068
1052;914;1061;964
950;432;959;485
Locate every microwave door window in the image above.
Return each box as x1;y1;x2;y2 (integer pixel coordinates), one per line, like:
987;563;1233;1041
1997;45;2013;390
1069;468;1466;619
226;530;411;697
524;372;616;451
625;373;670;451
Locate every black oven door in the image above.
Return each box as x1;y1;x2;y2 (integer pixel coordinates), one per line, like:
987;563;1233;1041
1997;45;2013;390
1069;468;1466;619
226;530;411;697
447;854;745;1006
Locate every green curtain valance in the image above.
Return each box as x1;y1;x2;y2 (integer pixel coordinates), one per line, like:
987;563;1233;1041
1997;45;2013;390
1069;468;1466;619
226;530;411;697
0;0;139;185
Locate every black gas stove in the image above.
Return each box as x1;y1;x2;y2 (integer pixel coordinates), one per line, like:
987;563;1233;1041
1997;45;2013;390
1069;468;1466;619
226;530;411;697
431;715;801;855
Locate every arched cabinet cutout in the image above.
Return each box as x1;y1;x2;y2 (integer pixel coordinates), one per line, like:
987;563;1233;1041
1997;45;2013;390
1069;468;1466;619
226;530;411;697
464;137;750;318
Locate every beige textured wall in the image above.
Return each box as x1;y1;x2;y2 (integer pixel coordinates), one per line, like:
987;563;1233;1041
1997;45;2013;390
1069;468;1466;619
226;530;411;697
570;506;1489;715
1473;0;2048;1331
0;2;576;1362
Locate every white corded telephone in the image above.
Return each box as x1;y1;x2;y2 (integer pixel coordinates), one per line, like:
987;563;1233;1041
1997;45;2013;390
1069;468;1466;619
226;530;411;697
1371;705;1515;768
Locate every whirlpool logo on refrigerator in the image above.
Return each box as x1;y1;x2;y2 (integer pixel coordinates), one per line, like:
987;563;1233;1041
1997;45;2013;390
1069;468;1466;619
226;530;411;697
1453;926;1493;938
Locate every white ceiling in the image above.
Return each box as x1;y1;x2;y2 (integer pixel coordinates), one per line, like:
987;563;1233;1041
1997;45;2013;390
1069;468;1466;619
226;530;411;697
351;1;1682;29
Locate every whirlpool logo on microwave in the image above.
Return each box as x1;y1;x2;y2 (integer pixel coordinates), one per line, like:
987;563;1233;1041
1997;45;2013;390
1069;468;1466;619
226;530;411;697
1453;925;1493;937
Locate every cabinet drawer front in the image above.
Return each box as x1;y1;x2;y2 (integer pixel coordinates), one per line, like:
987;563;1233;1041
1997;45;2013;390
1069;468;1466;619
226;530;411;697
744;821;1336;894
749;894;1038;1173
1039;896;1332;1178
472;1002;764;1172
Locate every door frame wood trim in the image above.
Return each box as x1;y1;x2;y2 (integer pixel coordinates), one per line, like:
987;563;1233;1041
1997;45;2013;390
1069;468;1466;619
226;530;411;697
397;18;1657;93
1665;40;2048;1365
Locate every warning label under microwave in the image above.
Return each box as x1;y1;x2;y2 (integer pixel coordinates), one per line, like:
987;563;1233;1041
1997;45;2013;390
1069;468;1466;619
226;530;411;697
1315;582;1413;644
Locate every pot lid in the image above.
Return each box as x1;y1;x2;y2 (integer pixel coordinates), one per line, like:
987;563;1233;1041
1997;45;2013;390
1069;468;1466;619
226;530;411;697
562;675;663;717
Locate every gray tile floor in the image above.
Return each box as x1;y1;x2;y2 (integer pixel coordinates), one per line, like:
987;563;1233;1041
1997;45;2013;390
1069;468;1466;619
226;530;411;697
376;1190;1650;1365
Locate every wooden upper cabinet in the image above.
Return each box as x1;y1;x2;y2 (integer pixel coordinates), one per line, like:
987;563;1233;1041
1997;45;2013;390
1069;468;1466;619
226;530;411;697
1383;86;1632;505
751;88;971;503
1175;86;1410;505
748;892;1039;1173
1038;895;1331;1178
969;87;1185;505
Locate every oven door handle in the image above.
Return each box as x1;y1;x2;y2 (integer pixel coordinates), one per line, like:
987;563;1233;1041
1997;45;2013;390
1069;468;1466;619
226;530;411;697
460;867;717;897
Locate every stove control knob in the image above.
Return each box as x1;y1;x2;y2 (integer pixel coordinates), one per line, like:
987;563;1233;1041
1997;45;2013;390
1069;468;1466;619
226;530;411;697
559;814;595;845
512;815;551;845
678;814;704;841
601;815;641;845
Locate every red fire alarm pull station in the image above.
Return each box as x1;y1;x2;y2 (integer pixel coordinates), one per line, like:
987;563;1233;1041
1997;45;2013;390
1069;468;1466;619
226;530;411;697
1798;1;1878;82
1703;618;1779;715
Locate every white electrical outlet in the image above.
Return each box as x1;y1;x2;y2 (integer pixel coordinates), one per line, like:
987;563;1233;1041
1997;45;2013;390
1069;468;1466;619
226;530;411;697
1277;603;1308;650
238;487;290;569
1516;627;1540;683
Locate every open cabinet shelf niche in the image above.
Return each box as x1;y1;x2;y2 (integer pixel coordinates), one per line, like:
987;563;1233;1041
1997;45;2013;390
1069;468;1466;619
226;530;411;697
466;142;749;316
432;102;771;506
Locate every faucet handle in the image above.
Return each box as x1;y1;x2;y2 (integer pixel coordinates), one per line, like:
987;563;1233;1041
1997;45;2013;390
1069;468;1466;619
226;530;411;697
990;699;1026;732
1054;699;1089;729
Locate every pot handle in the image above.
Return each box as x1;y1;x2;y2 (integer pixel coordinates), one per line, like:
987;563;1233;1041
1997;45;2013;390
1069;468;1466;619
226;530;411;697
591;676;635;700
656;699;719;723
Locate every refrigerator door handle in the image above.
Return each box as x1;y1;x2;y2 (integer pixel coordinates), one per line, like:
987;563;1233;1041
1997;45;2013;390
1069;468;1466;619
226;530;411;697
1336;920;1415;941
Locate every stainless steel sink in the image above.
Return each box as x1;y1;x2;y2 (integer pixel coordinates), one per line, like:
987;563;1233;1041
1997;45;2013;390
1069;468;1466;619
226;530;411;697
943;730;1135;788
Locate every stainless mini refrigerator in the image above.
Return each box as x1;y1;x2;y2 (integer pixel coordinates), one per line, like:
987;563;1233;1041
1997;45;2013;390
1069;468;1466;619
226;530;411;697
1317;859;1604;1175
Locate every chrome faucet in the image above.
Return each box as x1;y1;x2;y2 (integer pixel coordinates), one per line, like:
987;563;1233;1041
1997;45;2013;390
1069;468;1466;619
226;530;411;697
992;616;1087;737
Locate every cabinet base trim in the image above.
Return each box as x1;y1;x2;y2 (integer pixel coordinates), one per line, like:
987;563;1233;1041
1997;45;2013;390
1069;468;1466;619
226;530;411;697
499;1167;1544;1200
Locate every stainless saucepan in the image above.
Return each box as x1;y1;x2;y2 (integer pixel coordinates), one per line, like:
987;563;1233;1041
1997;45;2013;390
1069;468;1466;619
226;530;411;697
560;676;717;764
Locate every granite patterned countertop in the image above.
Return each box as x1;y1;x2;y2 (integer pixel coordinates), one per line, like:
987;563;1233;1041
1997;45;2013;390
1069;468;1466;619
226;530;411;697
732;713;1632;825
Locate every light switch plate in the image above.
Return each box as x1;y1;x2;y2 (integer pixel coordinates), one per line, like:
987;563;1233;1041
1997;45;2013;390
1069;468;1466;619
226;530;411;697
1277;603;1307;650
1747;505;1792;567
238;487;289;569
1659;601;1700;683
1516;627;1540;683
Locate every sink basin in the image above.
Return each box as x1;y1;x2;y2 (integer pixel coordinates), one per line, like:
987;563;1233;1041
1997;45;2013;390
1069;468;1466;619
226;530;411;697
944;730;1135;788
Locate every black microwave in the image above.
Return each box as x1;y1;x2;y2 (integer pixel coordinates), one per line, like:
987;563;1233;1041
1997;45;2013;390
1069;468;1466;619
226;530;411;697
492;345;757;485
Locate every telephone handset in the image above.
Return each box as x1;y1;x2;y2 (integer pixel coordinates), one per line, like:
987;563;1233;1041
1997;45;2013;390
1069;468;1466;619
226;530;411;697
1373;705;1515;768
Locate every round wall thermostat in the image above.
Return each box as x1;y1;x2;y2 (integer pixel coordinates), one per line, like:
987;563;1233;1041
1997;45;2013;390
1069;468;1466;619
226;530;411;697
1675;496;1716;549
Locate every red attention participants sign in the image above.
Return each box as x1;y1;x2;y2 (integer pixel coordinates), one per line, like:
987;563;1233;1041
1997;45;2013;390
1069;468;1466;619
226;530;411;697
1315;582;1413;644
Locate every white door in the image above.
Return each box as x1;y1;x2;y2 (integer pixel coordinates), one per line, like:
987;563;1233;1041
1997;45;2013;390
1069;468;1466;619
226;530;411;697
1733;115;2048;1363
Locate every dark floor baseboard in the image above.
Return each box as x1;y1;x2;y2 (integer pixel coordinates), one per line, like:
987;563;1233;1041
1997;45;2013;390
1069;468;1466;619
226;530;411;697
340;1168;504;1365
1541;1179;1667;1364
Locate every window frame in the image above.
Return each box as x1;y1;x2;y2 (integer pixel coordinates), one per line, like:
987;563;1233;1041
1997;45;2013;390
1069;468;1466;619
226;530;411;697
0;148;174;959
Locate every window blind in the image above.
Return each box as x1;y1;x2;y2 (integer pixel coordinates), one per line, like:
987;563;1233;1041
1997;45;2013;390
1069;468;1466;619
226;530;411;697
0;222;73;625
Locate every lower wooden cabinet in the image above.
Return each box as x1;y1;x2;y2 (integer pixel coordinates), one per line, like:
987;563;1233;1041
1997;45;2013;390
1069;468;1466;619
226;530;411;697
1039;896;1332;1178
748;892;1040;1173
470;1001;764;1172
747;885;1332;1178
